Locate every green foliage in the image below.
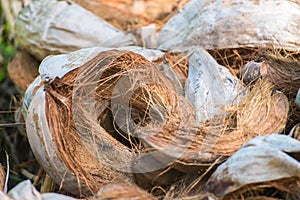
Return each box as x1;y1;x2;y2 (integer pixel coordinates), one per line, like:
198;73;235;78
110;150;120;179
0;20;17;82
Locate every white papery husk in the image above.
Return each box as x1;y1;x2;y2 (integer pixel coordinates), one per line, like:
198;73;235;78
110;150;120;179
15;0;137;61
185;48;245;123
0;180;75;200
205;134;300;199
157;0;300;51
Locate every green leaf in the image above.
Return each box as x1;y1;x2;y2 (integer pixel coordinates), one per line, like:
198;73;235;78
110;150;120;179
0;72;6;82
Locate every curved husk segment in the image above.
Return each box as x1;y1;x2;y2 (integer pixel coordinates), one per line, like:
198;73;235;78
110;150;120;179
259;52;300;97
71;50;194;186
138;79;289;170
91;182;157;200
205;134;300;199
158;0;300;51
73;0;189;31
15;0;136;60
44;66;134;195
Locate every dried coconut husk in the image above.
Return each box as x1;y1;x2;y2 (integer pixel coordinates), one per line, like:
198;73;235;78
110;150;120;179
236;50;300;90
73;0;189;31
285;98;300;133
138;79;288;172
238;51;300;131
26;69;134;196
8;51;39;91
153;51;190;94
15;0;137;61
0;180;76;200
210;48;300;80
158;0;300;52
258;52;300;97
72;50;195;187
25;48;194;196
91;182;156;200
205;134;300;200
0;164;5;191
185;48;245;124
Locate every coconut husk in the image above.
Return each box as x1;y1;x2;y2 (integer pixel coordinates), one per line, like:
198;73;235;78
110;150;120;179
91;182;156;200
0;180;76;200
237;51;300;132
27;76;134;196
8;51;39;91
73;0;190;31
158;0;300;52
0;164;5;191
258;52;300;97
72;49;195;187
26;62;134;196
185;48;245;124
138;79;288;172
25;48;195;196
205;134;300;200
24;47;290;198
15;0;137;60
153;51;190;94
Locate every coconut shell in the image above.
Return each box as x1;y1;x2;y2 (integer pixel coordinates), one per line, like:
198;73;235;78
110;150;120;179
205;134;300;199
15;0;137;60
158;0;300;52
92;182;156;200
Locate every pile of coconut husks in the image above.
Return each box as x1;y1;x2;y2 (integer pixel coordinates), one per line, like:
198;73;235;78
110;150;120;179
2;0;300;199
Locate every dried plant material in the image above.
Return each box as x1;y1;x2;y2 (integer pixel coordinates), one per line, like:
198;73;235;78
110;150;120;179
207;48;263;73
91;182;156;200
285;97;300;132
139;79;288;170
24;47;180;196
73;0;189;31
26;54;144;195
0;180;76;200
185;48;245;123
22;46;164;113
8;51;39;91
15;0;137;60
0;164;5;191
158;0;300;51
205;134;300;199
154;51;190;95
236;81;288;135
259;52;300;96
